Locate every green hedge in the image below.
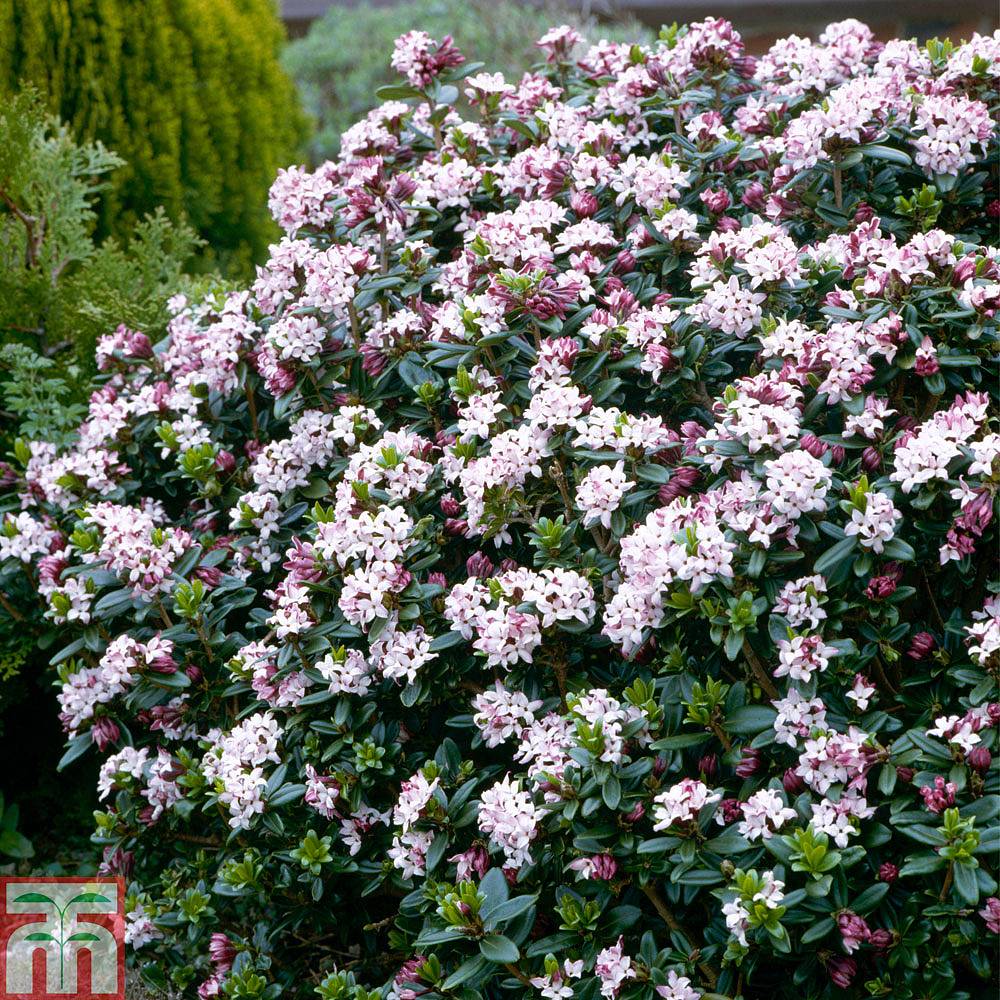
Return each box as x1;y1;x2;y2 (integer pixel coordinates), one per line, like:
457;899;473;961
0;0;308;272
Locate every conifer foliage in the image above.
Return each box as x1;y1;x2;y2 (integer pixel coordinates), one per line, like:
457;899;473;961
0;0;308;269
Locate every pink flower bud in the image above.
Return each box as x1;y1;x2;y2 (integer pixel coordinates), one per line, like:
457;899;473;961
570;190;599;218
783;768;806;795
699;188;731;213
91;717;120;751
741;181;767;211
861;446;881;471
853;202;876;224
837;910;870;953
126;331;154;359
878;862;899;883
735;747;762;777
907;632;935;660
718;798;743;823
967;747;992;772
623;802;645;824
466;552;494;579
195;566;223;588
214;450;236;473
827;955;856;989
800;432;828;458
698;753;718;779
209;933;236;973
613;250;636;274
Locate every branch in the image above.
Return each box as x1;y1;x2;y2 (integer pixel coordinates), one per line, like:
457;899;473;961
640;883;718;989
742;640;780;701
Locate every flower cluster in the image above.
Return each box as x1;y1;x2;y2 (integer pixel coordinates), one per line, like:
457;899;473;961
1;16;997;1000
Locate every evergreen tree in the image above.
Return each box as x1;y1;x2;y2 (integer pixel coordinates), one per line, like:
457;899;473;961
0;0;308;271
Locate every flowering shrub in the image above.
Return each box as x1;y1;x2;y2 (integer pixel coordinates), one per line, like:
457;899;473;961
2;16;999;1000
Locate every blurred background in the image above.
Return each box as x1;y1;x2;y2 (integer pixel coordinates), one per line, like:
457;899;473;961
0;0;996;867
282;0;997;43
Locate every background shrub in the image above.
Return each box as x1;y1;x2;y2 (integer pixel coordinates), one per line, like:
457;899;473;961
0;0;308;273
284;0;653;161
2;15;999;1000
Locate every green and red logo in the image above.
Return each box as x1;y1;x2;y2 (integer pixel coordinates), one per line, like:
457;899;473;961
0;877;124;999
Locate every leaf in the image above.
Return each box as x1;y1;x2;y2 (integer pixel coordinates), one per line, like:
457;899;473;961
800;917;835;944
442;955;491;990
14;892;55;906
24;932;56;942
602;775;622;810
953;862;980;906
483;894;537;930
479;867;509;909
479;934;520;964
725;705;777;735
66;932;101;942
813;536;858;576
852;882;889;914
861;143;912;166
68;892;111;905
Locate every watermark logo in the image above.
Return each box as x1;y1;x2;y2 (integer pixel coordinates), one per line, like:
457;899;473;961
0;877;124;999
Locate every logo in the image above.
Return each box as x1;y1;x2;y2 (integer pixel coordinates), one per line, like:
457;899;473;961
0;877;124;1000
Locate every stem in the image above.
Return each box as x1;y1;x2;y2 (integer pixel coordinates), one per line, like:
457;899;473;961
0;589;25;622
939;862;954;901
870;655;898;697
549;460;576;523
640;884;718;989
245;381;259;438
709;719;733;752
503;963;533;987
832;158;843;211
742;640;780;701
348;303;361;350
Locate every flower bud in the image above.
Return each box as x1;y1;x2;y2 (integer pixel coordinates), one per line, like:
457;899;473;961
570;190;599;218
735;747;762;777
698;753;718;779
853;202;876;224
466;552;494;579
741;181;767;211
699;188;731;213
895;766;915;784
209;933;236;973
861;446;881;471
718;798;742;823
800;432;828;458
623;802;645;823
827;955;856;989
967;747;992;772
214;449;236;473
613;250;636;274
782;767;806;795
196;566;223;588
91;717;120;751
907;632;935;660
878;862;899;883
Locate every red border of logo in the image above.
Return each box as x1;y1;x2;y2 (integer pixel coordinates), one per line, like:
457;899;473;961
0;876;125;1000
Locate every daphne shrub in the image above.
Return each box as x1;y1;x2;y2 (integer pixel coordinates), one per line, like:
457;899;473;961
2;16;999;1000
